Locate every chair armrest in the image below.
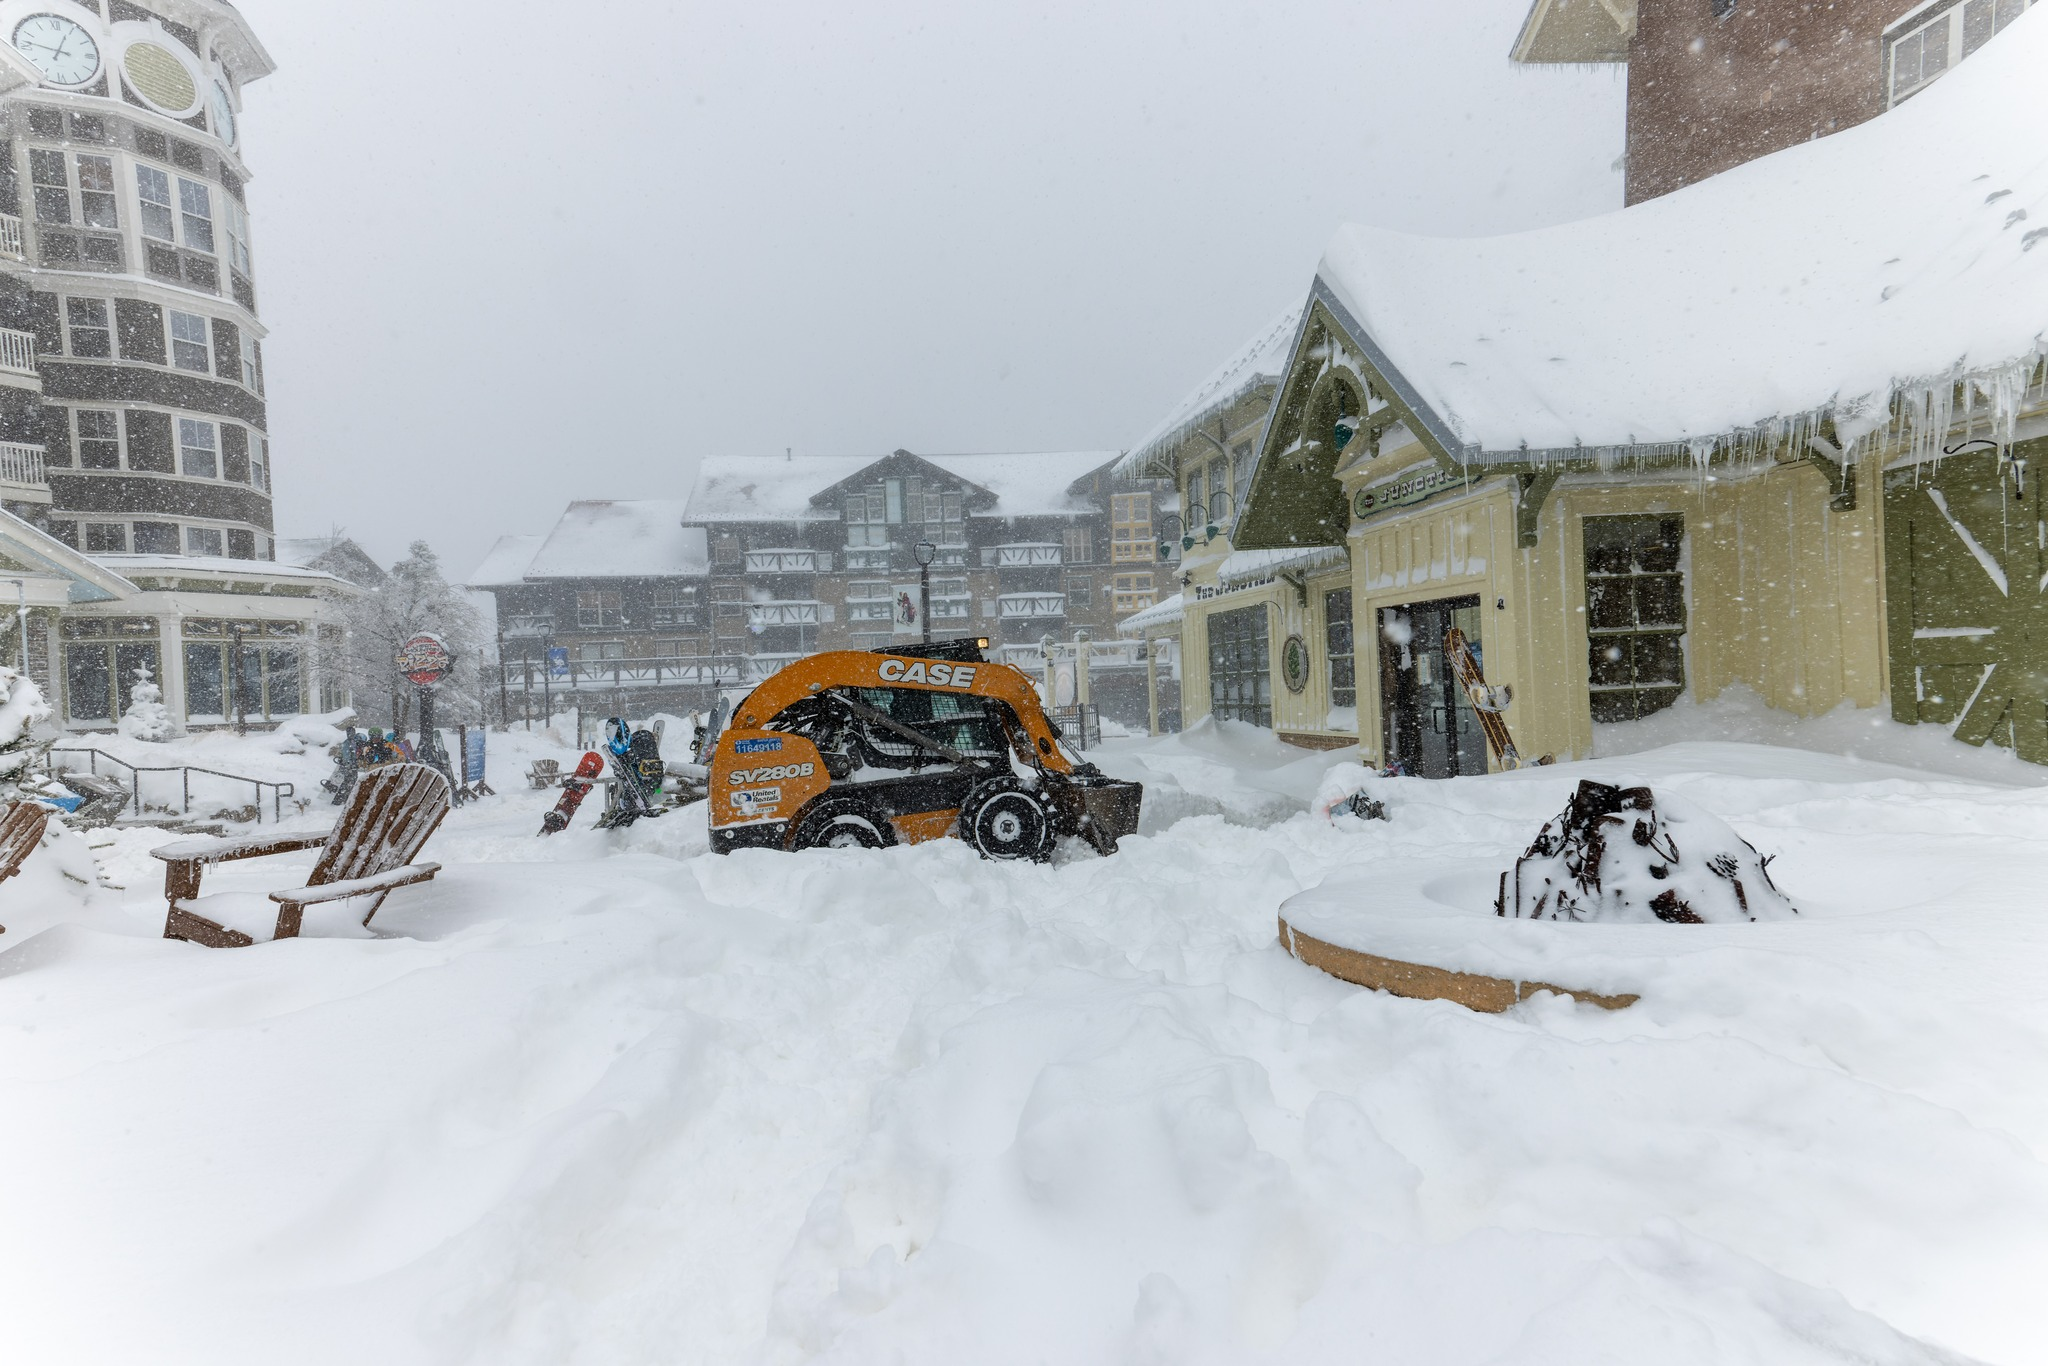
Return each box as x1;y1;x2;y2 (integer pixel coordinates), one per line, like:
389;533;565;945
269;862;441;907
153;831;331;865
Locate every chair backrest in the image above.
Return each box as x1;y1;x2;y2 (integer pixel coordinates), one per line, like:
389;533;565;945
533;759;559;776
0;801;48;877
308;763;450;888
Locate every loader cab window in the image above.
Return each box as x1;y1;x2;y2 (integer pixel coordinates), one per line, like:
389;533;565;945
849;687;1010;767
760;686;1015;771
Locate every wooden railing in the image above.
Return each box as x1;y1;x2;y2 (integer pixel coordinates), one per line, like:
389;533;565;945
0;328;36;376
0;442;46;489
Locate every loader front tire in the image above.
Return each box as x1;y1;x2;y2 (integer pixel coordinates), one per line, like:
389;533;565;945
958;778;1056;863
789;797;896;852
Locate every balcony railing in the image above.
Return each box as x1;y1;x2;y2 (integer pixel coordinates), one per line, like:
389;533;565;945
846;602;894;623
0;329;36;377
745;548;827;574
931;596;971;621
984;543;1063;568
503;616;555;638
501;653;750;692
997;593;1066;620
0;442;48;491
0;215;22;261
744;652;802;684
843;546;892;570
745;599;824;628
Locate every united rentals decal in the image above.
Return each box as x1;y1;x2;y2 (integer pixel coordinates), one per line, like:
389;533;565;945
1353;468;1487;519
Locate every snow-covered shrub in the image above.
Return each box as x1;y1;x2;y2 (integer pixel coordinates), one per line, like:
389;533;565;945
1497;779;1796;924
0;665;53;786
117;666;172;742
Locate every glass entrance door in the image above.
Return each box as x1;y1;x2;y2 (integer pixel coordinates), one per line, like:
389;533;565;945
1377;594;1488;778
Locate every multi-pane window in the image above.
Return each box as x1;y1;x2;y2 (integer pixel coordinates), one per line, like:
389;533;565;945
1325;588;1356;709
178;178;214;252
1111;493;1153;563
136;165;175;241
1186;469;1205;535
169;311;210;372
651;585;697;627
29;151;117;227
239;332;261;391
135;166;216;251
83;522;127;553
847;579;893;622
1112;572;1155;615
1584;515;1687;723
713;540;741;570
181;621;303;723
66;299;112;358
1889;0;2033;104
76;409;120;469
1063;527;1093;564
223;193;252;275
575;641;624;663
1206;460;1232;524
134;522;180;554
1066;573;1093;608
178;418;219;477
251;435;269;491
1208;604;1272;727
576;589;623;628
61;619;160;726
185;526;225;557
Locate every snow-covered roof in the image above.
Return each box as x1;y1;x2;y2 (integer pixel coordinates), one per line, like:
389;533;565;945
923;452;1118;517
1116;305;1303;481
686;456;877;522
467;534;546;589
686;452;1118;523
1117;592;1185;636
1316;7;2048;461
524;502;707;580
1216;546;1349;590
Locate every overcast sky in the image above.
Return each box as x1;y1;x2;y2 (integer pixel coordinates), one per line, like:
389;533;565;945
229;0;1624;583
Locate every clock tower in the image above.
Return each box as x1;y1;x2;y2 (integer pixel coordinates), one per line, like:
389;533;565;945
0;3;344;733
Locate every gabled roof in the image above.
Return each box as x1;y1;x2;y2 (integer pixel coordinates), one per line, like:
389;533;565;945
524;502;708;580
685;451;1120;523
1115;305;1304;481
1510;0;1634;64
467;534;547;589
275;535;387;587
1319;9;2048;462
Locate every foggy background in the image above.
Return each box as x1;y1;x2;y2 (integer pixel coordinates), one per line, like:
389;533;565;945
229;0;1624;583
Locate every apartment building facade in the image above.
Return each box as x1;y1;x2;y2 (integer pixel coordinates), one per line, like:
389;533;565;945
473;450;1169;721
0;1;350;733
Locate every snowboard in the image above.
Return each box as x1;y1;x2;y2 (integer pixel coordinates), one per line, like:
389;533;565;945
593;718;668;831
538;751;606;835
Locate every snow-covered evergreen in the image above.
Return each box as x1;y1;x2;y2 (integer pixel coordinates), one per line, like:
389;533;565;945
319;540;487;729
116;666;171;743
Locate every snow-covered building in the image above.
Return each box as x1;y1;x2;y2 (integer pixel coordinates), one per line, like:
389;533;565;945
0;2;359;734
1512;0;2038;204
470;451;1163;721
1234;7;2048;774
1113;304;1358;747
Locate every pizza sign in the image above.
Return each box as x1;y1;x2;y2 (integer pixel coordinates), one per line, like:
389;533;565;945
396;632;452;686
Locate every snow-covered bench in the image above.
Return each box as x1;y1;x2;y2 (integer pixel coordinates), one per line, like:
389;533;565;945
0;800;49;935
155;764;451;948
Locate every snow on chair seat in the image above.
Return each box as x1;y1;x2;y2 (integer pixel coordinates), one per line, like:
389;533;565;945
526;759;561;789
0;800;50;936
154;763;451;948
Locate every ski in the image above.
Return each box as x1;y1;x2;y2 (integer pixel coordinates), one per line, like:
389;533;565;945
1442;626;1549;771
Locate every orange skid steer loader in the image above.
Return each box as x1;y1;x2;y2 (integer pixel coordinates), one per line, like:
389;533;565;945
707;638;1142;861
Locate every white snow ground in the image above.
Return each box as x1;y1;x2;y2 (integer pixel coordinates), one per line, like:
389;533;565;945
2;709;2046;1363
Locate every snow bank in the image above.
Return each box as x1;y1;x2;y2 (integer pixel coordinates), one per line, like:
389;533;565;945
1319;6;2048;458
0;723;2045;1363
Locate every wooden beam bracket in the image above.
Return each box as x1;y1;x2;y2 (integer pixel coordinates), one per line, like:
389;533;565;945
1516;469;1561;548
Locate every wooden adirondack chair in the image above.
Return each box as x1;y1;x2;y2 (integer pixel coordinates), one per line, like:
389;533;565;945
527;759;561;789
154;764;451;948
0;800;51;935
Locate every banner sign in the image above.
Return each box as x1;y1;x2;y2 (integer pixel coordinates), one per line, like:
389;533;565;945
547;646;569;678
396;632;452;686
464;728;487;783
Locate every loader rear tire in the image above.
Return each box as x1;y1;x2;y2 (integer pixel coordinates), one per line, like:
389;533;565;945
789;797;896;852
958;778;1056;863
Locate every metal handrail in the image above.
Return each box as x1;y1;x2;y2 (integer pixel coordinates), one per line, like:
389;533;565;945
49;747;297;824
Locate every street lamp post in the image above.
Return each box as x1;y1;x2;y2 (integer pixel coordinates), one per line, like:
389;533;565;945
914;539;937;645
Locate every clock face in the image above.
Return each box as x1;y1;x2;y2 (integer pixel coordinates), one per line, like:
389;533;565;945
211;81;236;145
13;14;102;87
